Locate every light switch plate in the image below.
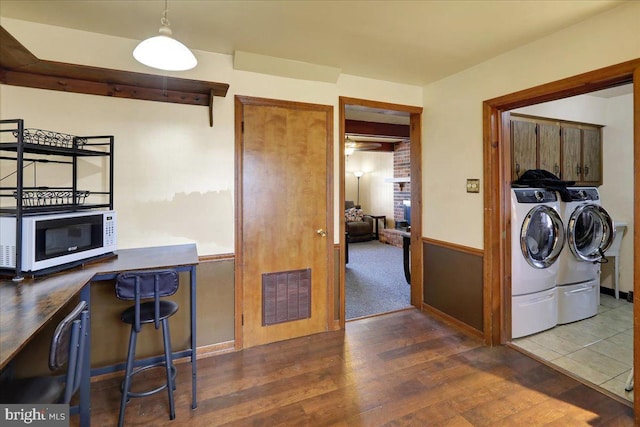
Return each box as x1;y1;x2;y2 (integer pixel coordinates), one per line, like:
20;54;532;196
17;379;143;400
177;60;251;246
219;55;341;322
466;179;480;193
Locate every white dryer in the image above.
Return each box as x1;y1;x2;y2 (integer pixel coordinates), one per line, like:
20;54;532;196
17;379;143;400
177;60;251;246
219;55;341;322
511;188;565;338
556;187;614;324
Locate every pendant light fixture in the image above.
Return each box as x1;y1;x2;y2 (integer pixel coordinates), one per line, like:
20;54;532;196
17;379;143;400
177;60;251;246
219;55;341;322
345;136;356;157
133;0;197;71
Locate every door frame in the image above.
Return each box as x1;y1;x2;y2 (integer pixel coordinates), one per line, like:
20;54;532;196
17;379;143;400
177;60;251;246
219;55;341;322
339;97;423;328
482;58;640;417
234;95;335;348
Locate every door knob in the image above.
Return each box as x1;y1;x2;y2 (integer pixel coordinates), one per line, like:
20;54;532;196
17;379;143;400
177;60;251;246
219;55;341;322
316;229;327;237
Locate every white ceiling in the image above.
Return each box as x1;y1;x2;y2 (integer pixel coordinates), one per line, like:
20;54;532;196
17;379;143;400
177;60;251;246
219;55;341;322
0;0;626;86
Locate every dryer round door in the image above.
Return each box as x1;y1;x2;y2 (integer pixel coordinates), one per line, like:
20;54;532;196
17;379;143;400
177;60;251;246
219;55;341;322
520;205;565;269
567;204;614;262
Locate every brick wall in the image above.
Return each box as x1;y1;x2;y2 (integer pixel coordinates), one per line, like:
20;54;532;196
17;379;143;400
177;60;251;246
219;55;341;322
380;228;404;248
393;141;410;224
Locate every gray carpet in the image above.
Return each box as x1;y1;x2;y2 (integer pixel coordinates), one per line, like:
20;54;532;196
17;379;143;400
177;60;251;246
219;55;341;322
346;240;411;319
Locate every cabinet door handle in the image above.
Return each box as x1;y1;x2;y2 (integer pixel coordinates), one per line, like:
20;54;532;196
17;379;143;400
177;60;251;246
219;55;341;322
576;165;581;175
515;163;520;176
554;164;559;175
584;165;589;176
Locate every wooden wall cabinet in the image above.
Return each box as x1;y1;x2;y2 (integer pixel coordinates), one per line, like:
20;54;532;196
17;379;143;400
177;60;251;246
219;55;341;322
581;126;602;184
560;124;602;185
511;114;602;186
511;120;537;180
511;117;561;180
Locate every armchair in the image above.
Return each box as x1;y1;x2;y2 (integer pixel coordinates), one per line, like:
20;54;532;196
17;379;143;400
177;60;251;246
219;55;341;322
345;200;374;242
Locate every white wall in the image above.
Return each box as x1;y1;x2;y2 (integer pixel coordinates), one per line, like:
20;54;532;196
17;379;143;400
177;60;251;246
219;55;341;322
511;91;634;294
2;1;639;256
345;151;394;220
422;1;640;249
601;93;634;294
511;95;608;124
0;18;423;255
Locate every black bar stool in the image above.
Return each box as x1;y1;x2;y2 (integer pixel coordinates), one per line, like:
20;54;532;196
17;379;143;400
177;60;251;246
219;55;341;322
0;300;89;405
115;269;180;427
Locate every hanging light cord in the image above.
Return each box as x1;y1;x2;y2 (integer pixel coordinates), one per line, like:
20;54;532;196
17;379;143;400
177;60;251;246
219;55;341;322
161;0;170;28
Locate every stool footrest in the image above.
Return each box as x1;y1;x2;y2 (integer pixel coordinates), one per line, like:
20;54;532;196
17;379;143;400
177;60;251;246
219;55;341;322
121;362;177;398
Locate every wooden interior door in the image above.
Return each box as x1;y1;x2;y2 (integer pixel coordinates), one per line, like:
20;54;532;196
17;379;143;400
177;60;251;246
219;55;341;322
236;96;333;349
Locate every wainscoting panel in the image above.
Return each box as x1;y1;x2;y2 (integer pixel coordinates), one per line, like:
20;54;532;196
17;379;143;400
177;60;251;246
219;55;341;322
196;255;236;346
10;254;236;376
423;239;483;332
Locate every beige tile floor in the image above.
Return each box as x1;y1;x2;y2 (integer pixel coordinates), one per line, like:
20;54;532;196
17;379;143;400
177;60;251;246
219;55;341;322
513;293;633;402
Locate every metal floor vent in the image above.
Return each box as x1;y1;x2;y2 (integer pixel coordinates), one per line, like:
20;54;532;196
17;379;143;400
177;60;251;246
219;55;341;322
262;268;311;326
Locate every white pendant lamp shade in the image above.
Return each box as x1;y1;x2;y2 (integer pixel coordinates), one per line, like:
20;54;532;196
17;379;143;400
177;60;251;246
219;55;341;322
133;3;197;71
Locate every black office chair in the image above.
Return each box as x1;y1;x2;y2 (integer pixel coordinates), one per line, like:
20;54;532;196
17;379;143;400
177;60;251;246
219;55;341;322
115;269;179;427
0;300;89;404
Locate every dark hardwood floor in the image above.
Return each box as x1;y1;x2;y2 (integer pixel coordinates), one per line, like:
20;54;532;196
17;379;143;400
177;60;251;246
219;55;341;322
77;309;633;426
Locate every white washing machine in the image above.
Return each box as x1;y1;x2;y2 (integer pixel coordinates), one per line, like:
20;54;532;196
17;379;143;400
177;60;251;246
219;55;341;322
556;187;614;324
511;188;565;338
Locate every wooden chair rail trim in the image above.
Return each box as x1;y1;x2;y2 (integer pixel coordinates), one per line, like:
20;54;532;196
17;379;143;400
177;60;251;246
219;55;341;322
423;236;484;257
198;253;234;262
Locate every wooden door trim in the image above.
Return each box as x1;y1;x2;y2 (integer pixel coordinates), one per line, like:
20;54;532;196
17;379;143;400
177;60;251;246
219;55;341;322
634;65;640;420
483;58;639;421
234;95;334;349
234;96;244;349
339;97;423;329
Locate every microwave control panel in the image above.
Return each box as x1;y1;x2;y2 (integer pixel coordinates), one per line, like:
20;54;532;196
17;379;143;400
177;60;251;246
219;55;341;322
104;212;117;249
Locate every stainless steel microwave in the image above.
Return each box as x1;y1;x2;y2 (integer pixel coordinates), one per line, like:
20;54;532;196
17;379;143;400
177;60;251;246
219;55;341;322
0;210;116;273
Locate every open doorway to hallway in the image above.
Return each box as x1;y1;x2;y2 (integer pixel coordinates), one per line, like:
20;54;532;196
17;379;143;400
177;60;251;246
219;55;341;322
344;130;410;319
339;98;422;323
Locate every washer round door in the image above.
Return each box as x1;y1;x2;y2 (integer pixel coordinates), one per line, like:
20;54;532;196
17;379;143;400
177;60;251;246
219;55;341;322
567;204;614;262
520;205;565;269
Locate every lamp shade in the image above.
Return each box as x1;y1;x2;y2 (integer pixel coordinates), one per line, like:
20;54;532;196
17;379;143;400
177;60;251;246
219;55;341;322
133;25;197;71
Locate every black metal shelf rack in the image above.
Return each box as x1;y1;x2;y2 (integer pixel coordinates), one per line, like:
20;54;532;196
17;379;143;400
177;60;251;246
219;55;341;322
0;118;114;280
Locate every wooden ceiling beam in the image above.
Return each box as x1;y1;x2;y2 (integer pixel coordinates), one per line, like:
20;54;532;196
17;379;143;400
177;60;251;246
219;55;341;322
345;119;410;138
365;142;396;152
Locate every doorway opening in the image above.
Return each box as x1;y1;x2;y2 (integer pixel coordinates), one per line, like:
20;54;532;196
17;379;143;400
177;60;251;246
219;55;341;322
482;59;639;416
339;97;422;326
507;84;634;403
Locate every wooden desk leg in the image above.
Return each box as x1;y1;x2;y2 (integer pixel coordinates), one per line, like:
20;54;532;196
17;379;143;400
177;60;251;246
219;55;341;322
190;266;198;409
402;236;411;284
345;232;349;264
79;284;91;426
